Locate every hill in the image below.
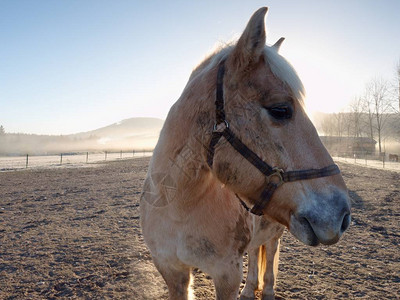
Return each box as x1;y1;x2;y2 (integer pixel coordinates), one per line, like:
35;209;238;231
0;117;164;155
74;118;164;138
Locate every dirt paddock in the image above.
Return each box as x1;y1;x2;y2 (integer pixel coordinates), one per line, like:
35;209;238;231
0;157;399;299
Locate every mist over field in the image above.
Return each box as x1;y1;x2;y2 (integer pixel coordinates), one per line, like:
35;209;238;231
0;118;164;156
2;112;400;157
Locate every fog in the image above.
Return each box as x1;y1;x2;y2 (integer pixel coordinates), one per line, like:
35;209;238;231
382;141;400;154
0;118;163;156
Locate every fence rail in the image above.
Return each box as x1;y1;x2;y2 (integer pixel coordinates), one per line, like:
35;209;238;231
0;150;153;171
2;149;399;173
332;151;400;172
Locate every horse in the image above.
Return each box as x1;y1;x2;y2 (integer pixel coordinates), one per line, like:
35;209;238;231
140;7;351;300
389;154;399;162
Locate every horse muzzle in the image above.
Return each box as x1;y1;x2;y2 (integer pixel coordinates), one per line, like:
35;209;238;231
288;190;351;246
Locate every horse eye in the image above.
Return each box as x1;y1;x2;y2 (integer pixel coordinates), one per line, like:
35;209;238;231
266;105;293;120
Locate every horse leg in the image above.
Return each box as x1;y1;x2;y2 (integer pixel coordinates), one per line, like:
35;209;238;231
153;258;191;300
212;262;242;300
239;247;261;300
261;238;281;300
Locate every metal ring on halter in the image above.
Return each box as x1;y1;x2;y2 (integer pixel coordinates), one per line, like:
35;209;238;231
266;167;284;186
213;120;229;132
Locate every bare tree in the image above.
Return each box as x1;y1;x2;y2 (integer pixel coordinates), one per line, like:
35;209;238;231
391;60;400;142
364;77;395;154
319;114;336;137
342;112;352;137
397;60;400;112
361;90;375;142
317;112;351;138
333;112;345;137
349;96;363;138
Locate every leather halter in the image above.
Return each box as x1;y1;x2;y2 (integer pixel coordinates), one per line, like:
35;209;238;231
207;60;340;216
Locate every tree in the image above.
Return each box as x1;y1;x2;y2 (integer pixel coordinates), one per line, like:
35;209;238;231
361;89;375;142
349;96;363;138
333;112;347;137
0;125;5;135
397;60;400;112
393;61;400;141
363;77;395;154
319;113;336;137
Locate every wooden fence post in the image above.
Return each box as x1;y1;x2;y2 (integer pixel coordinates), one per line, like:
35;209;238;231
86;152;89;163
26;154;29;168
105;151;107;161
60;153;63;165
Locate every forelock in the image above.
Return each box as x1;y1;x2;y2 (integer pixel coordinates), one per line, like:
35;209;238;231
263;46;305;103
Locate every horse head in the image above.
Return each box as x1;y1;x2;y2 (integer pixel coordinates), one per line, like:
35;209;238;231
208;7;351;246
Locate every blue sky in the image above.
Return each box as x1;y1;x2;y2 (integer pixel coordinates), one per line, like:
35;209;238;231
1;0;400;134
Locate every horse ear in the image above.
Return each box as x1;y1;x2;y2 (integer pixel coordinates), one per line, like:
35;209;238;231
272;37;285;52
229;7;268;71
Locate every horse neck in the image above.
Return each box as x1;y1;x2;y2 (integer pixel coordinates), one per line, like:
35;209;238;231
150;67;224;206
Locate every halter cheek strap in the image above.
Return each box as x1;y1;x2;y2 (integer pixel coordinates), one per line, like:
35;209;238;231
207;60;340;216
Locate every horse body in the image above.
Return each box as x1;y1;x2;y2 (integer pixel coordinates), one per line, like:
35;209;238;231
389;154;399;162
141;7;351;300
141;137;253;299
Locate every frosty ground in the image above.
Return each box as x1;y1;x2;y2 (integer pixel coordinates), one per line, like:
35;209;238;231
0;157;399;299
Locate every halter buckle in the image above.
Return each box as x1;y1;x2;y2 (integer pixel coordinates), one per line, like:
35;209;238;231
267;167;284;187
213;120;229;132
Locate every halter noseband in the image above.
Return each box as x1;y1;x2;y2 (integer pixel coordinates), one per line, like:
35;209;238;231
207;60;340;216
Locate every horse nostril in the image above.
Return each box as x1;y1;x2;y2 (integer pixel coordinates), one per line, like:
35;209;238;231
341;213;351;233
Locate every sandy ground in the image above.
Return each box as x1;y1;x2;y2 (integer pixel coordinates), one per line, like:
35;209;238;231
0;157;399;299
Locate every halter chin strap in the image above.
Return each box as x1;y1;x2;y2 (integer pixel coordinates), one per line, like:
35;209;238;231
207;60;340;216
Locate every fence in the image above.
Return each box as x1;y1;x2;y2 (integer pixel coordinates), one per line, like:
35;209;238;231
3;149;399;173
0;150;153;171
332;151;400;172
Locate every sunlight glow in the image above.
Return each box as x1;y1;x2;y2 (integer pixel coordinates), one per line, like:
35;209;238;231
281;43;362;115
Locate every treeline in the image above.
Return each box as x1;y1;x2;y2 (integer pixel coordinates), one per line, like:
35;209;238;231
314;61;400;154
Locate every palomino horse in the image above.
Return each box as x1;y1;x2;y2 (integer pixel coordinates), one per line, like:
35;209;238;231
141;7;351;300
